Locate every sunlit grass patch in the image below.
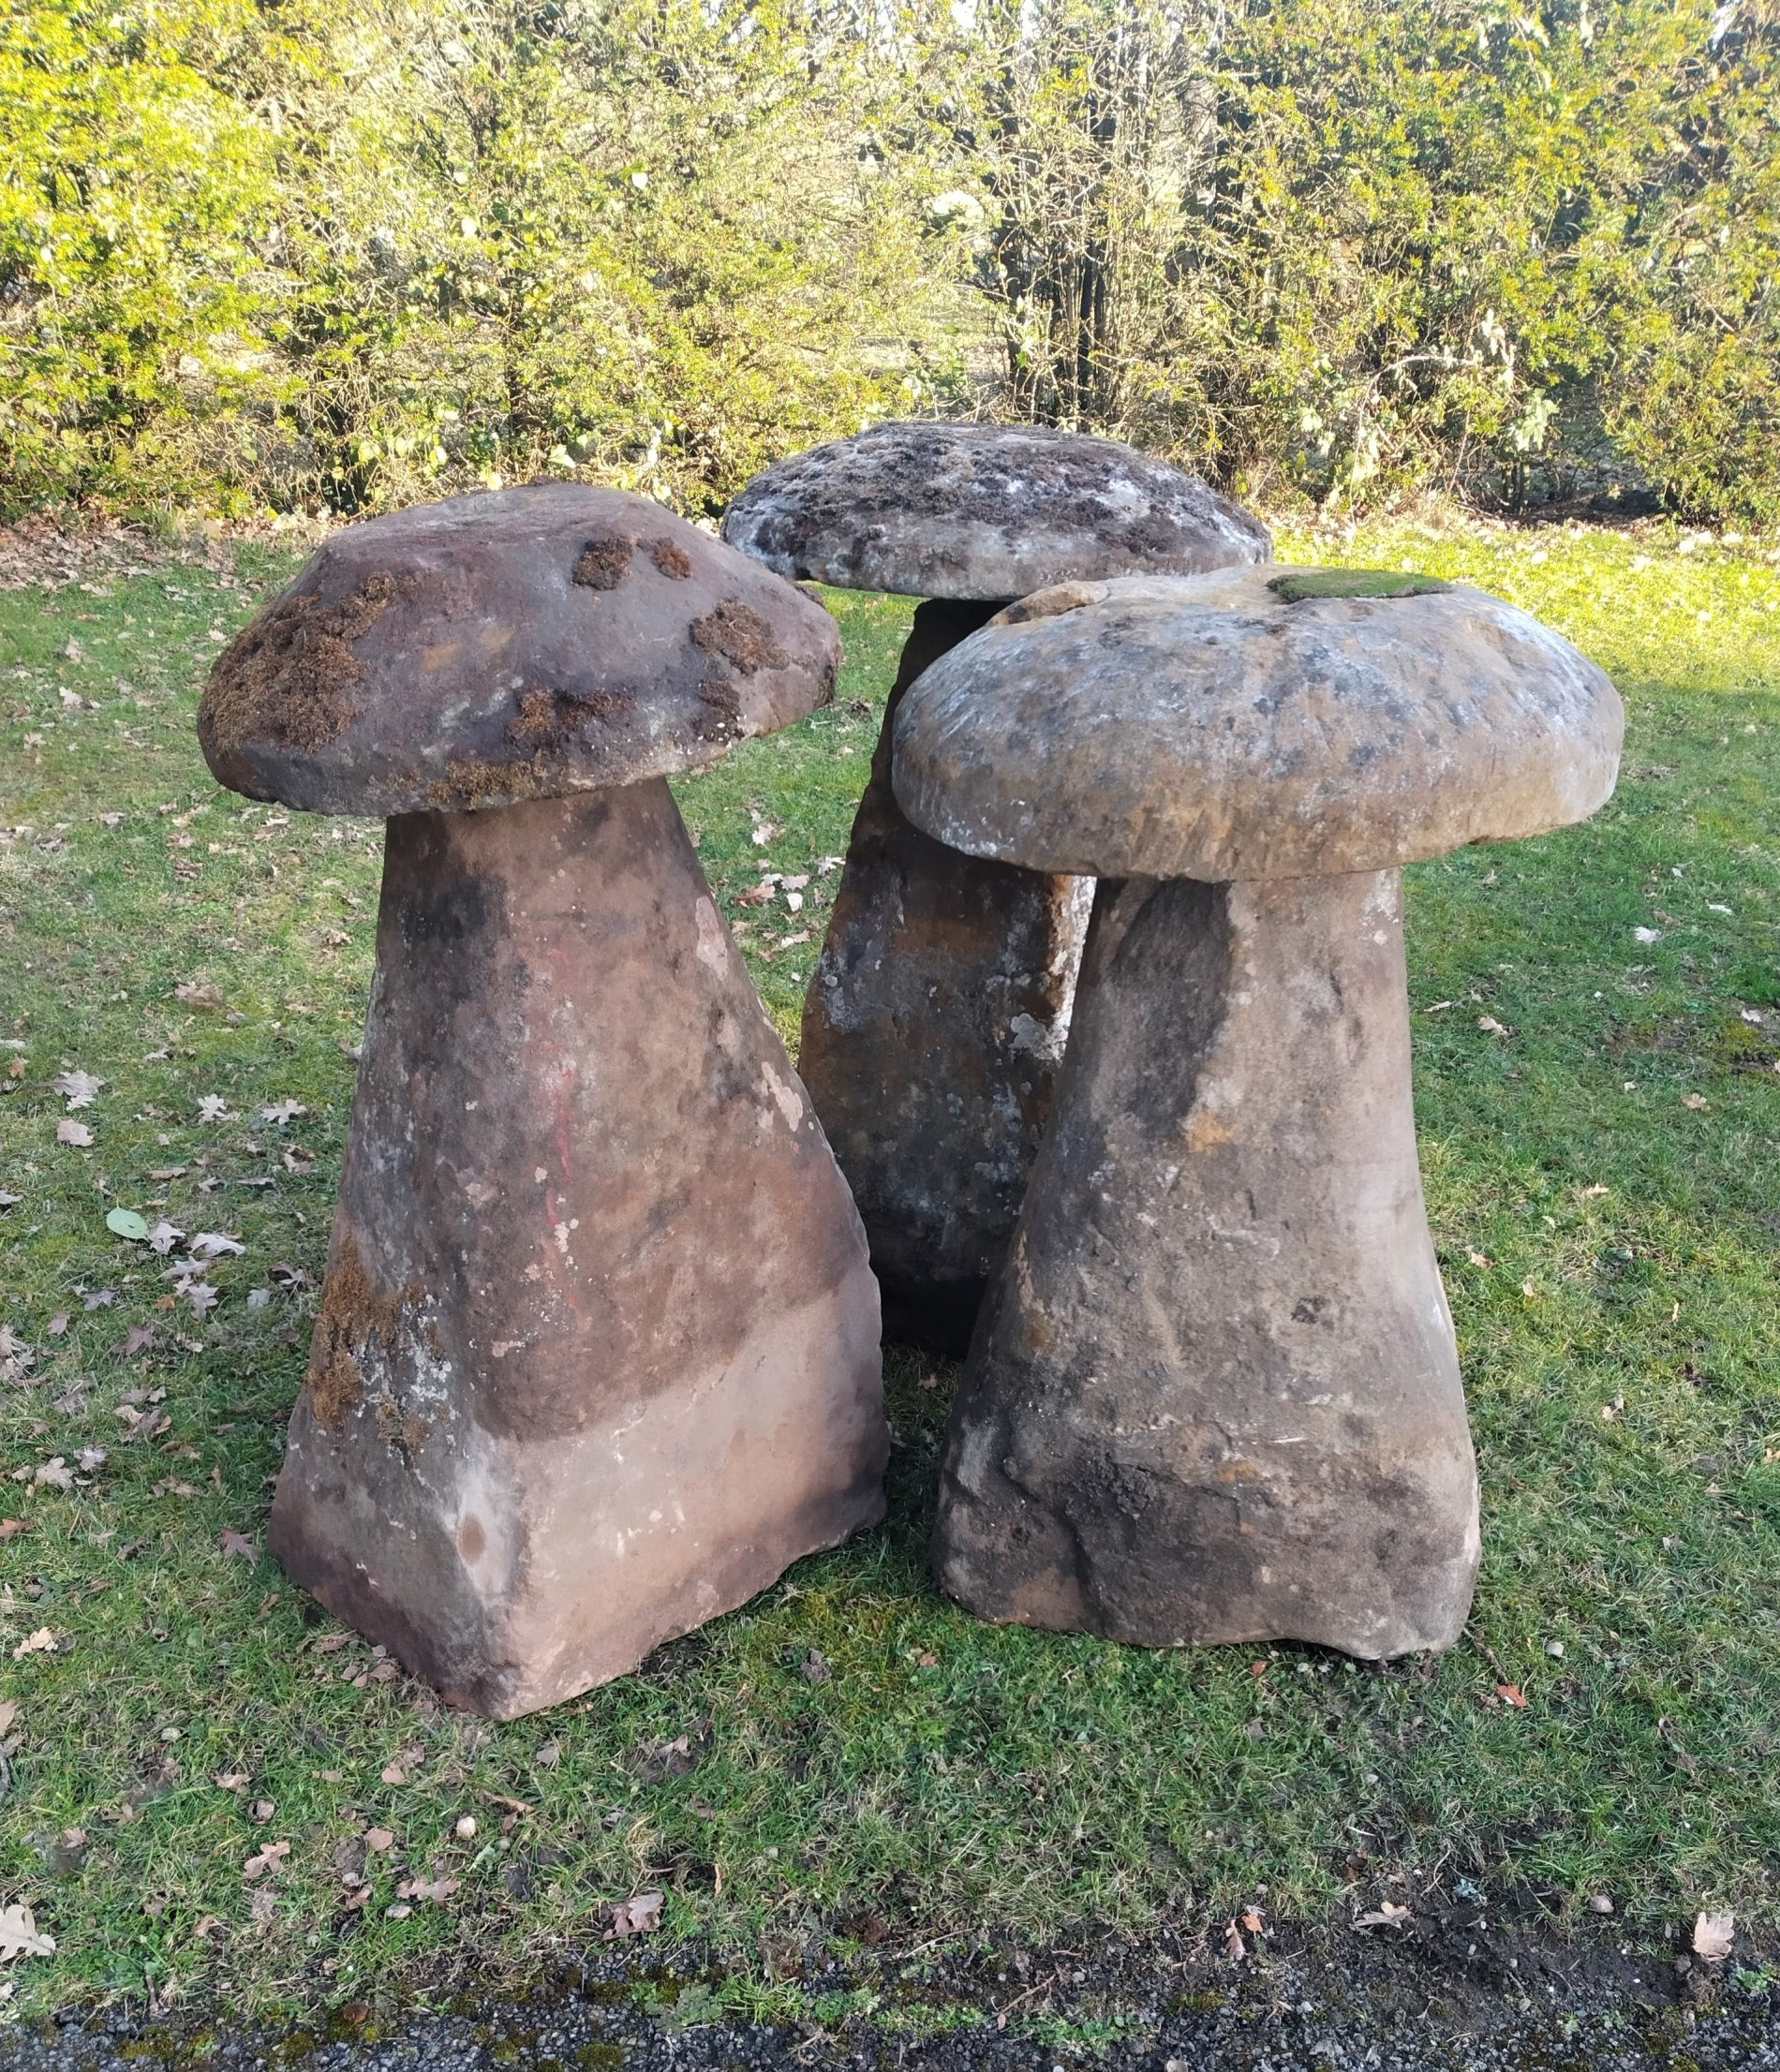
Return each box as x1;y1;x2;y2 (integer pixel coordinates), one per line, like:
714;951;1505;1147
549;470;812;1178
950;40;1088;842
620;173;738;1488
0;513;1775;2022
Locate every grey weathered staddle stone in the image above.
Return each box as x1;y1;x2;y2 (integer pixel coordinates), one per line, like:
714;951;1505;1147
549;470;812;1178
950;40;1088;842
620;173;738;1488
723;422;1270;1350
895;564;1624;1657
198;483;888;1717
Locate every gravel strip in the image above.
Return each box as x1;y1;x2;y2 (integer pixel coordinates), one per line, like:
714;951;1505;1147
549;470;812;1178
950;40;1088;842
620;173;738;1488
5;1918;1776;2072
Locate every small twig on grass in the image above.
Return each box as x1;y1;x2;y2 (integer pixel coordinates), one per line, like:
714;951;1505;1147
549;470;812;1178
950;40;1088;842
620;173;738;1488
1463;1624;1514;1685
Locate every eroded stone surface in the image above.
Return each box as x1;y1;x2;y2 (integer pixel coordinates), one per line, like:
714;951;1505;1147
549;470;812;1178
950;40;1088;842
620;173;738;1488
199;483;838;818
267;780;887;1716
894;565;1624;881
932;870;1480;1658
721;420;1269;599
800;599;1091;1352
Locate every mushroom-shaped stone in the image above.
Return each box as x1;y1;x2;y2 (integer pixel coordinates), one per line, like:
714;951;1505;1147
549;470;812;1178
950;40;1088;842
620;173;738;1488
893;564;1624;1657
723;422;1269;1350
199;483;887;1718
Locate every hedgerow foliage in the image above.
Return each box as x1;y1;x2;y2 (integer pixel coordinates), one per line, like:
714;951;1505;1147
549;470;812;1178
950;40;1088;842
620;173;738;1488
1;0;1776;520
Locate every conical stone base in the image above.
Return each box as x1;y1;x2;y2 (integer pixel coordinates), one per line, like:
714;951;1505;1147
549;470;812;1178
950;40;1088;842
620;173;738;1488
800;599;1091;1353
269;780;887;1716
932;868;1479;1659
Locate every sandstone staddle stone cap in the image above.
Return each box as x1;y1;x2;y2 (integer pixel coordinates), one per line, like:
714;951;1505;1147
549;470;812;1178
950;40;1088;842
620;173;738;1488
892;564;1624;881
198;483;839;817
720;420;1271;599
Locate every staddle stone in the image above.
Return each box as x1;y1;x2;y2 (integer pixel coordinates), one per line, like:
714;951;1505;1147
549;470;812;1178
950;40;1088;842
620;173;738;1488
269;783;886;1715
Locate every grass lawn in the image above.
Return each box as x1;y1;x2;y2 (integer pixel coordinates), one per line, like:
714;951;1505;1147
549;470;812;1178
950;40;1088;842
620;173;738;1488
0;509;1777;2030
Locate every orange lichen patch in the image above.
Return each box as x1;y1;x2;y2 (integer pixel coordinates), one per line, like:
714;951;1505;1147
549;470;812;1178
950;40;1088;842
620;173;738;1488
506;683;630;750
199;571;399;764
425;755;549;810
306;1233;414;1430
650;538;693;580
573;535;633;590
690;599;789;676
508;688;560;746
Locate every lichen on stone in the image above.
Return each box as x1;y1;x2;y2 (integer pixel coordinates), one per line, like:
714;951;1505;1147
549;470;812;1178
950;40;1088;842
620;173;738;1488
690;599;789;675
198;570;399;765
305;1232;419;1430
573;535;633;590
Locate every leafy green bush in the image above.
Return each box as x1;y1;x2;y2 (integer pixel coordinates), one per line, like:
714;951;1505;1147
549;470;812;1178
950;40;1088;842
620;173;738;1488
0;0;1774;521
0;0;278;508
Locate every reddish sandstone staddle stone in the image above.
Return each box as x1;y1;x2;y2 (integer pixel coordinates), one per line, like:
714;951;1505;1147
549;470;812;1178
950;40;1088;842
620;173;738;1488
198;484;887;1716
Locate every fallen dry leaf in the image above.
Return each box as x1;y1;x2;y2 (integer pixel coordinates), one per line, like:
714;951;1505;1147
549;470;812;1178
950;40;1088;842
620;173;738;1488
0;1699;16;1733
0;1902;54;1961
608;1890;664;1938
380;1764;406;1785
220;1528;256;1560
1476;1015;1510;1038
12;1628;55;1659
52;1071;102;1110
364;1827;394;1852
46;1311;68;1338
55;1119;94;1147
242;1839;290;1881
1681;1092;1709;1111
214;1771;249;1792
1495;1682;1528;1708
1222;1920;1246;1961
1355;1901;1413;1929
175;982;224;1010
1693;1911;1736;1962
196;1095;230;1122
395;1875;458;1904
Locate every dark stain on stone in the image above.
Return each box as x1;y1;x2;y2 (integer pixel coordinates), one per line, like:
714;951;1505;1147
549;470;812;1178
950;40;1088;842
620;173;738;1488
573;535;633;590
199;570;399;766
650;539;693;579
690;599;789;676
694;676;743;736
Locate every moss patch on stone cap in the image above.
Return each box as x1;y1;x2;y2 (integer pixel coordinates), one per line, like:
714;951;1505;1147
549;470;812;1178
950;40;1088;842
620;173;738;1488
1269;569;1454;601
